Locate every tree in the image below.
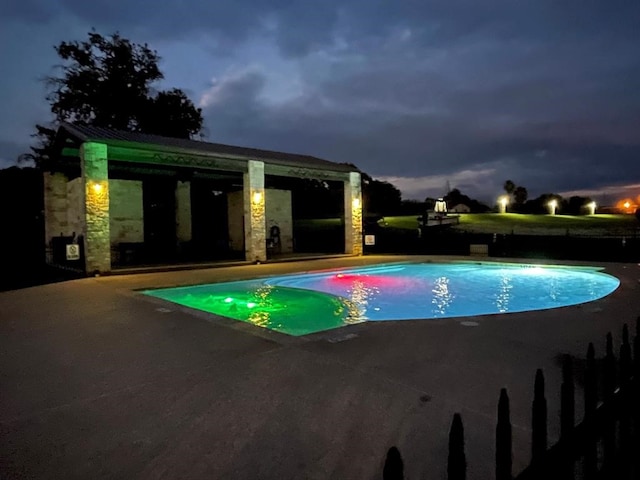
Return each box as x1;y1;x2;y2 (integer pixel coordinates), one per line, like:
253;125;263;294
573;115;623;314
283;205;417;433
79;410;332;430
28;30;203;165
362;174;402;216
503;180;516;195
513;186;528;205
524;193;564;214
566;196;593;215
442;188;490;213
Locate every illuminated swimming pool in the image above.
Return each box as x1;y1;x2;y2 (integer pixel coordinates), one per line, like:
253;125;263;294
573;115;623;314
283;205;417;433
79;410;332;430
144;262;620;336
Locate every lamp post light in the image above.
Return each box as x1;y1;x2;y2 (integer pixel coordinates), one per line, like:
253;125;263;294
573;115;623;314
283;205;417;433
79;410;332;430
548;199;558;215
434;198;447;213
586;201;596;215
498;196;508;214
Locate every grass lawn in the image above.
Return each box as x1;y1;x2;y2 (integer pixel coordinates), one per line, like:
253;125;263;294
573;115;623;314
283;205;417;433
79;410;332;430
452;213;639;235
298;214;639;236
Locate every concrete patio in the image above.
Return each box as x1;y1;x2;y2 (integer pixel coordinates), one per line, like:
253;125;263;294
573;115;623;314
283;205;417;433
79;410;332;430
1;255;638;479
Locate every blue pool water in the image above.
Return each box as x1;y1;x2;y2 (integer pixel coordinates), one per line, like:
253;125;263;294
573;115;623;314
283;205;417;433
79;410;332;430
145;262;619;336
267;262;620;320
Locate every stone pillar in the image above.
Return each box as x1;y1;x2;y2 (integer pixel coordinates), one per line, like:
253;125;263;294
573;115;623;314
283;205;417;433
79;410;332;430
243;160;266;262
81;142;111;274
344;171;363;255
176;180;192;244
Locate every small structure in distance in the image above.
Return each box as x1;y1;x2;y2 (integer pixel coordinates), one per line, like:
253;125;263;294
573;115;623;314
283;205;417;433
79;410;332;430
419;198;460;228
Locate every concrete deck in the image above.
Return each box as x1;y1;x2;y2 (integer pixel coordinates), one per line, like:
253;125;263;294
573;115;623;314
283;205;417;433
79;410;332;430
1;255;638;479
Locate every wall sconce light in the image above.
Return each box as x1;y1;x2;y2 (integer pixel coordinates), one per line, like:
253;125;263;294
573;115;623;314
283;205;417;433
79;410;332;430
252;191;263;205
352;197;361;209
92;182;103;193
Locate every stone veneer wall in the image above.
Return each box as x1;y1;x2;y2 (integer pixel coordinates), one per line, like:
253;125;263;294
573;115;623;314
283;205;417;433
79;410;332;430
243;160;266;262
227;190;244;252
109;179;143;245
175;180;192;244
44;172;71;243
81;142;111;274
344;171;363;255
67;177;84;238
227;188;293;255
265;189;293;253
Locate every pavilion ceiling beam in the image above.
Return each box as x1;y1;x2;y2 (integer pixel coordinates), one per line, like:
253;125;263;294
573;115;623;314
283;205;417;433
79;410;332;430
264;163;352;182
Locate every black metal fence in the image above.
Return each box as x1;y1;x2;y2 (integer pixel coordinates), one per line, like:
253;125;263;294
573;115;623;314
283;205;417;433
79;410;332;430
364;228;640;262
383;320;639;479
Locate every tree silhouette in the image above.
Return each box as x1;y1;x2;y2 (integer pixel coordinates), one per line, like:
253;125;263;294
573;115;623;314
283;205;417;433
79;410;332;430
27;30;203;166
503;180;516;195
513;186;528;205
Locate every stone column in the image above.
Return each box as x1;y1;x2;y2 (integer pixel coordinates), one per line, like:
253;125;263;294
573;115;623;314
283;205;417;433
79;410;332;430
243;160;266;262
81;142;111;274
344;171;363;255
176;180;192;245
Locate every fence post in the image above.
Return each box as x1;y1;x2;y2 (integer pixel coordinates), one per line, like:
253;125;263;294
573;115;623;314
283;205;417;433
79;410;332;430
583;343;598;480
620;324;632;383
602;332;616;476
496;388;512;480
448;413;466;480
634;318;640;477
619;324;633;478
383;447;404;480
531;369;547;463
635;317;640;379
560;355;575;479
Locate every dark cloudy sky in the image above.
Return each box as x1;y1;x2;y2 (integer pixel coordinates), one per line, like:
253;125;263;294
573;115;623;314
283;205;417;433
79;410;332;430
1;1;639;204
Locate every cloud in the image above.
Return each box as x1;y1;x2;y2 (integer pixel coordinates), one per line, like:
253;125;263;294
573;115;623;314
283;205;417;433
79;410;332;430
1;0;639;206
378;167;498;201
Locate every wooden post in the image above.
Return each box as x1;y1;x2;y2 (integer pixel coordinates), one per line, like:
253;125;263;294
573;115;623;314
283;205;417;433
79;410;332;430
602;332;616;476
531;369;547;462
561;355;575;437
448;413;466;480
635;317;640;379
496;388;512;480
560;355;575;479
620;324;632;384
383;447;404;480
583;343;598;480
619;324;632;477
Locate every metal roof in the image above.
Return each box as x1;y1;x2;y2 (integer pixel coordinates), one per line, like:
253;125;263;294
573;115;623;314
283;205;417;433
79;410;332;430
59;123;356;173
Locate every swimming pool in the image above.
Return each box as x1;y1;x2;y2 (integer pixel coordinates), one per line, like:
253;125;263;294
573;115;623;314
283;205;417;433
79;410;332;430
144;262;620;336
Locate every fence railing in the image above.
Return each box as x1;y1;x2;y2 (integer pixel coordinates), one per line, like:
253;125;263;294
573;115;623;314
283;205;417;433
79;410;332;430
383;319;639;479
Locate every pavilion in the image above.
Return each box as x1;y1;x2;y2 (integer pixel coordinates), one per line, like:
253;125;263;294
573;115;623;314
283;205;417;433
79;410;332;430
43;123;363;274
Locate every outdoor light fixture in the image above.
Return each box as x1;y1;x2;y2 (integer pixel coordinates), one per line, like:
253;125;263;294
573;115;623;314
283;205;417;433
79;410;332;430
548;199;558;215
352;197;361;209
434;198;447;213
624;201;631;209
498;195;508;214
252;191;263;205
587;201;596;215
92;182;103;193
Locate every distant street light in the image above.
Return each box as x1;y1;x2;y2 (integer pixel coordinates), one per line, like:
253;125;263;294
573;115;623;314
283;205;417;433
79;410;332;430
548;199;558;215
586;201;596;215
498;196;509;214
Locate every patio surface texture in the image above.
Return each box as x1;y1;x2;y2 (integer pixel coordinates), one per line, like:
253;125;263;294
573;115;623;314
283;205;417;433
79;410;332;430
1;255;638;479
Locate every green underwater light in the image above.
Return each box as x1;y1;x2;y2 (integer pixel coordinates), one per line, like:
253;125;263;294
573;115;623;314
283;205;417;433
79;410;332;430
145;284;363;336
